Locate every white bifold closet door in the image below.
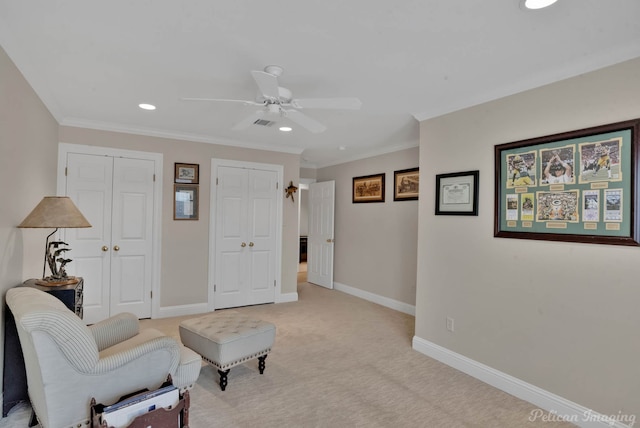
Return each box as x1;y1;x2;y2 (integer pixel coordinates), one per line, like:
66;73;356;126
64;153;154;324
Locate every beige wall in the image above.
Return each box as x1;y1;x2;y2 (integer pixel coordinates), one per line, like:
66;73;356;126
59;126;301;307
0;46;59;397
300;167;317;180
317;147;419;306
416;57;640;418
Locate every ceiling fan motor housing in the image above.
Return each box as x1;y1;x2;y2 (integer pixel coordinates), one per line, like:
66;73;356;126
266;104;282;115
257;86;292;105
264;65;284;76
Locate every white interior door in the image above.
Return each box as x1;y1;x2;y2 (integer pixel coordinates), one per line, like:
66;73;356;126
307;181;335;289
214;166;248;309
64;153;154;323
110;157;154;317
64;153;113;322
246;169;278;305
213;165;278;309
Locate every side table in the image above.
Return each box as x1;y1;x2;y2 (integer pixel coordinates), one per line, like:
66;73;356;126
2;278;84;417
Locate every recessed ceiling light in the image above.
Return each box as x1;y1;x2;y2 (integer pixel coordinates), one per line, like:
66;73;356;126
138;103;156;110
522;0;558;9
338;146;346;151
279;126;292;132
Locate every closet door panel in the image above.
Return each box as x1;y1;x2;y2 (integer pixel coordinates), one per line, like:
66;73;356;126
64;153;113;323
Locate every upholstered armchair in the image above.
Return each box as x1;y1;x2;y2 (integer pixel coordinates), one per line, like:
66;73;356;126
6;287;201;428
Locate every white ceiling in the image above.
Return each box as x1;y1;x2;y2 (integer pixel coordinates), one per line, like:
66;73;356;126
1;1;640;168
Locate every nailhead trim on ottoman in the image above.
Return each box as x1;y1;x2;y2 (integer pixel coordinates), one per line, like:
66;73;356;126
179;311;275;391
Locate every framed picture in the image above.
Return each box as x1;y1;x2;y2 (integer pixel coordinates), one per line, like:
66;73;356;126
394;168;419;201
175;163;199;184
494;118;640;246
435;170;479;215
174;184;199;220
353;173;385;203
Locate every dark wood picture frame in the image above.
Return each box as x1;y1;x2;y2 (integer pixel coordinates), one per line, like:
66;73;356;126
435;170;479;216
174;184;199;220
174;163;199;184
353;173;385;203
494;118;640;246
394;168;419;201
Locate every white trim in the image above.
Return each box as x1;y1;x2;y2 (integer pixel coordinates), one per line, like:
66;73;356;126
276;292;298;304
412;337;635;428
60;121;304;155
57;143;163;319
313;141;418;169
156;303;209;319
333;281;416;316
209;159;284;311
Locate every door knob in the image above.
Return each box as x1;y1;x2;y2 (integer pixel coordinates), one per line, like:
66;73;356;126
241;242;247;247
326;239;334;243
102;246;109;252
249;242;254;247
113;245;120;251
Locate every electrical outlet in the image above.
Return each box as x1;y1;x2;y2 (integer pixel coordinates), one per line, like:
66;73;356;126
446;317;455;332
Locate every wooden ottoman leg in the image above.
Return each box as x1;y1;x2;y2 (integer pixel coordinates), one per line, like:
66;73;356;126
258;355;267;374
218;369;230;391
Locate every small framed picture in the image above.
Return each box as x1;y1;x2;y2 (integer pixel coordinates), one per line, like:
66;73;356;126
353;173;385;203
435;170;479;216
175;163;199;184
174;184;199;220
394;168;419;201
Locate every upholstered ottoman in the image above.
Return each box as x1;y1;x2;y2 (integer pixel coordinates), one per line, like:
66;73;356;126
179;311;275;391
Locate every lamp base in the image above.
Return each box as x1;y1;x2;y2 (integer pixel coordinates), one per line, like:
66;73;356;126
34;276;79;287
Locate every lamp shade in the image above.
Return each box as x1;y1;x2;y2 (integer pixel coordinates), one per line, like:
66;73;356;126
18;196;91;229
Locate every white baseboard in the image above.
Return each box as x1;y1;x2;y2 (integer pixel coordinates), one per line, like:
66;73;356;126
276;292;298;303
156;302;209;319
412;336;635;428
155;291;298;319
334;282;415;316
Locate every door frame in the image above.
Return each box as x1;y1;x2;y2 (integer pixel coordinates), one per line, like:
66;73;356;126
209;158;284;311
57;143;163;319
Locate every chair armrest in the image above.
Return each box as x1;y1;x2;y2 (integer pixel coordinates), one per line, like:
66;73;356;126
89;312;140;351
93;336;181;374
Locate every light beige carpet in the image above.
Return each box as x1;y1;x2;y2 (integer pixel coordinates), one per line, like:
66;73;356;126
2;281;575;427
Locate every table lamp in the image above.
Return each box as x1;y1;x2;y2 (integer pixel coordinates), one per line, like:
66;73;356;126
18;196;91;286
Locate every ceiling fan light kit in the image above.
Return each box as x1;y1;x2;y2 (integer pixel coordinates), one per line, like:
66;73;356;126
183;65;362;133
522;0;558;10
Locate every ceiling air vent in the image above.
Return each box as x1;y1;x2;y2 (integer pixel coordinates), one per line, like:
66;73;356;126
253;118;276;127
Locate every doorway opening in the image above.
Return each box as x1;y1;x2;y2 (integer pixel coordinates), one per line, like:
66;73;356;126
298;180;313;285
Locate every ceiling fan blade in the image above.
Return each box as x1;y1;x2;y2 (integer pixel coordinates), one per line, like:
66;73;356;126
285;109;327;134
290;97;362;110
232;110;266;130
181;97;261;106
251;70;280;100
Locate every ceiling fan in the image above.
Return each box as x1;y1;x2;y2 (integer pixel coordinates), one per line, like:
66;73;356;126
182;65;362;133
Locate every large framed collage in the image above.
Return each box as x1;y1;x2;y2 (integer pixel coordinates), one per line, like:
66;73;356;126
494;118;640;246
